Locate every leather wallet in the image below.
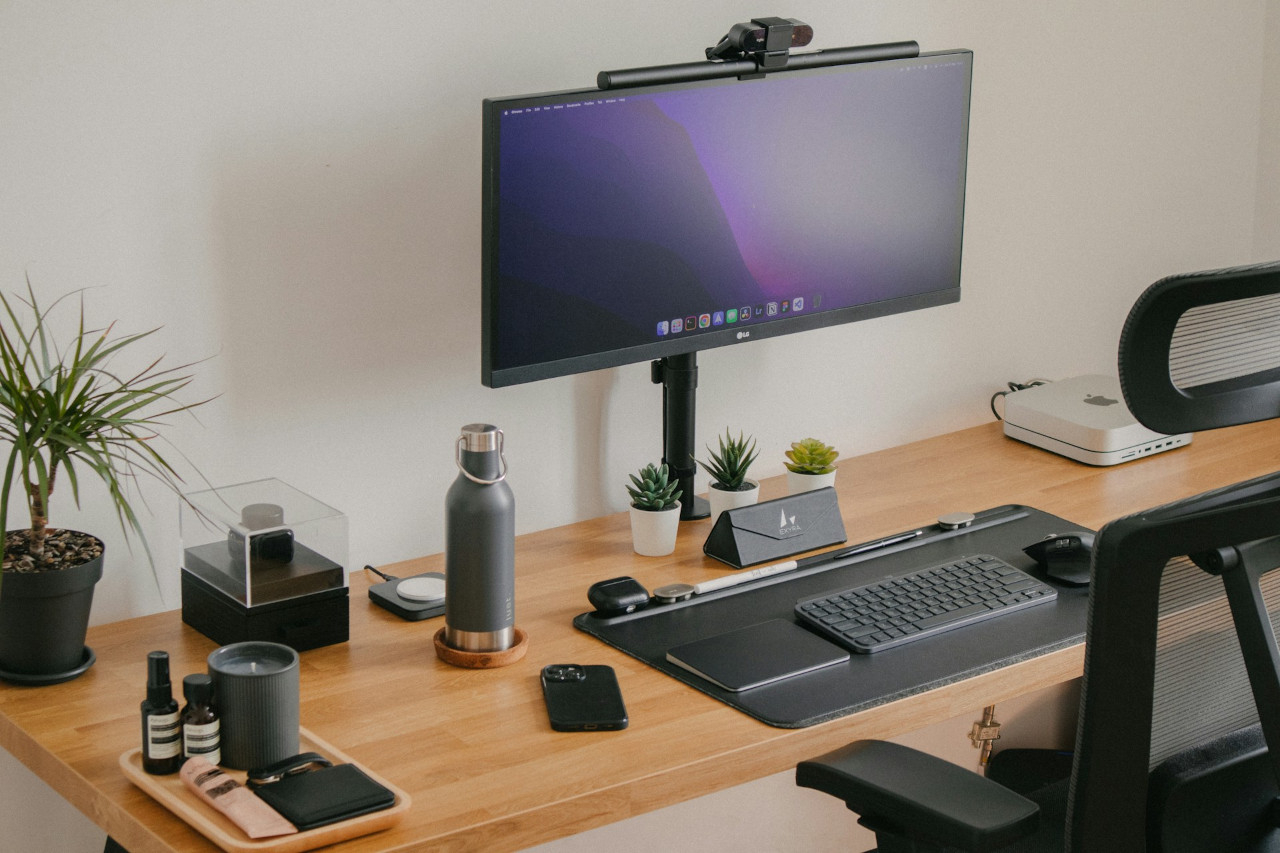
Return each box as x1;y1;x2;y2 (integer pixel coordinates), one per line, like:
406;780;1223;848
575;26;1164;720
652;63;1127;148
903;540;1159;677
249;759;395;831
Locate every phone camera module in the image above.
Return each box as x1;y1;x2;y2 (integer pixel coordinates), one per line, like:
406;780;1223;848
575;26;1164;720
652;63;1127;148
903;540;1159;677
543;664;586;682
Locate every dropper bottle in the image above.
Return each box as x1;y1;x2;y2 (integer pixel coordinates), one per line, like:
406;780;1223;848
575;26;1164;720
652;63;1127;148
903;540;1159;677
181;673;220;766
141;651;182;775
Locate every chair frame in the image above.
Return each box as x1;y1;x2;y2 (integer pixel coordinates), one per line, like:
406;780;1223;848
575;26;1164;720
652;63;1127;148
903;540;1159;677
800;260;1280;852
1068;471;1280;849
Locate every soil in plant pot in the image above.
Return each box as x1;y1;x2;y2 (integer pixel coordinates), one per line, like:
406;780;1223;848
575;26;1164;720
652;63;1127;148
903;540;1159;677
3;528;104;573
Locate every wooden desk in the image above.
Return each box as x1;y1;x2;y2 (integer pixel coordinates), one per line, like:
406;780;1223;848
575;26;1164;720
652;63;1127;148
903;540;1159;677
3;421;1279;852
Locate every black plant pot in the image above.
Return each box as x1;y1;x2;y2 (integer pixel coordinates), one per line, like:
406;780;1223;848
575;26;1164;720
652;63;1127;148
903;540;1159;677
0;535;103;685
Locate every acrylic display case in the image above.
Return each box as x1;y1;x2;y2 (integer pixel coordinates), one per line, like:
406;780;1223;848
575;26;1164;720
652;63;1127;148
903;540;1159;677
180;478;349;651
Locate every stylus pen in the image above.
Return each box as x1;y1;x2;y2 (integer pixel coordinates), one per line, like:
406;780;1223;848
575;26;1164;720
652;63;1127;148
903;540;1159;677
692;530;924;595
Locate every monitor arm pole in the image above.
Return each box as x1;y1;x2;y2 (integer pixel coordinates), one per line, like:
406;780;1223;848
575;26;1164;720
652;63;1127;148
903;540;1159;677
652;354;710;521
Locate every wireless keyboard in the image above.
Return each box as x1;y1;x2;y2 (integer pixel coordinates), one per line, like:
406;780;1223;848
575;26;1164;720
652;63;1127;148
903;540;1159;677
795;554;1057;654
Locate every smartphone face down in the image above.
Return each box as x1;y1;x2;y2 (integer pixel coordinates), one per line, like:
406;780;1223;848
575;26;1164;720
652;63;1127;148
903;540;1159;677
540;664;629;731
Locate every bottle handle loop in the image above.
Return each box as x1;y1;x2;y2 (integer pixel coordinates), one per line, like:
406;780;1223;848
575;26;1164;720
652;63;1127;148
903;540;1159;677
456;430;508;484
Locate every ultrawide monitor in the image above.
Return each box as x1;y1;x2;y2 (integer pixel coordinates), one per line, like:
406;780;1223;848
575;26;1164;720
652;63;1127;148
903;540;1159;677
481;49;972;388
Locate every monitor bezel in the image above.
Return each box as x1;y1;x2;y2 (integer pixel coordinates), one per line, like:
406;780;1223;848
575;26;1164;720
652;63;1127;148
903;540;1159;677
481;49;972;389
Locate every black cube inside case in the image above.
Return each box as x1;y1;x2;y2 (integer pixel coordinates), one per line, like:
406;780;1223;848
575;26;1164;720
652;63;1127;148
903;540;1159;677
180;478;350;652
181;539;349;652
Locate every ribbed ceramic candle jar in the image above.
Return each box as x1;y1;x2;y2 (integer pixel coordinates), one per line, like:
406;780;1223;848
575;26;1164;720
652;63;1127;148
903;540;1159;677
207;641;299;770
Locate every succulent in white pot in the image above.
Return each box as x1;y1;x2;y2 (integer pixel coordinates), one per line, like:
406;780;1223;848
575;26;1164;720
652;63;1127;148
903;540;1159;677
784;437;839;495
697;429;759;524
626;462;682;556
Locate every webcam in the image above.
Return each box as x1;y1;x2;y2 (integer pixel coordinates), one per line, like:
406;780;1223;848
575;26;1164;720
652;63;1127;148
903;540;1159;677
706;17;813;67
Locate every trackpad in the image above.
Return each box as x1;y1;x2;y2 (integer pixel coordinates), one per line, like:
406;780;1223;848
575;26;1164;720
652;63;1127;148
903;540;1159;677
665;619;849;692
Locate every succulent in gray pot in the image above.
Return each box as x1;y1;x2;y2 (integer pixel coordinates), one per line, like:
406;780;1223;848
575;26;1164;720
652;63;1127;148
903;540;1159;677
0;282;209;684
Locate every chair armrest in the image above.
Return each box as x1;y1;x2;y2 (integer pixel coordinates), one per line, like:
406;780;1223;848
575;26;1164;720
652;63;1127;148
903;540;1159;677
796;740;1039;852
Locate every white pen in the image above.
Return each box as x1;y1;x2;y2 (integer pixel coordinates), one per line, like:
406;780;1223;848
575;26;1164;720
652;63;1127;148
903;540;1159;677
692;529;923;595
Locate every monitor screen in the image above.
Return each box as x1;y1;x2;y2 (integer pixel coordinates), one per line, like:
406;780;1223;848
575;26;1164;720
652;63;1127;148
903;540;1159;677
482;49;972;388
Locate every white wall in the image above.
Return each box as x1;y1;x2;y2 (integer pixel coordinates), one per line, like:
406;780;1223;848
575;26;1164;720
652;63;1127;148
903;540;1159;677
1260;0;1280;258
0;1;1274;850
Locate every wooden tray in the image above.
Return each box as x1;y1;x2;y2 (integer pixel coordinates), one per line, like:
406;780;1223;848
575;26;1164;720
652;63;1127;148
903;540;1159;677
120;727;411;853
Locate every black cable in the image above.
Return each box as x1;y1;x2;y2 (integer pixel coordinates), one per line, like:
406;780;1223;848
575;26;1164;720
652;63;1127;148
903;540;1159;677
990;380;1048;421
362;564;399;582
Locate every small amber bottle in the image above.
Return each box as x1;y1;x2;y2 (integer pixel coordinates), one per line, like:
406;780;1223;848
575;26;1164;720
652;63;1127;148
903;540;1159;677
141;651;181;775
181;673;221;766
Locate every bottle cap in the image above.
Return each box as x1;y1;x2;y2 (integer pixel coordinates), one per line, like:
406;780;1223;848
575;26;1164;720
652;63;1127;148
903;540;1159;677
456;424;507;484
147;651;170;687
459;423;501;453
146;650;173;704
183;673;214;704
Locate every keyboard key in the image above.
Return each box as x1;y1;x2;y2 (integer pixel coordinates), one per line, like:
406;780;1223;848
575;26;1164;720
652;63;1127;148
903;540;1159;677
915;602;990;630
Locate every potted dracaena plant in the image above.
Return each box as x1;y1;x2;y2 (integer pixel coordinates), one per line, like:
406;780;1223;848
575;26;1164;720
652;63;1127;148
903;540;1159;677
626;462;682;556
697;428;760;524
784;437;840;495
0;282;210;684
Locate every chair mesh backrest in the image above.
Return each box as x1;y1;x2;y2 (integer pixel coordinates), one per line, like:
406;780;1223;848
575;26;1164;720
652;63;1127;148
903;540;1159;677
1149;556;1280;767
1148;265;1280;766
1119;261;1280;435
1067;262;1280;850
1169;292;1280;391
1066;475;1280;851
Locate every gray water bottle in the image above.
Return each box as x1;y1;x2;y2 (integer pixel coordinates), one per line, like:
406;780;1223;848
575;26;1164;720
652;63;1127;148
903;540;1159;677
444;424;516;652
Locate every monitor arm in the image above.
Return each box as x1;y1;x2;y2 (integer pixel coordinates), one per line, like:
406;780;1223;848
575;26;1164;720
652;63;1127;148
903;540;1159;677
652;354;709;521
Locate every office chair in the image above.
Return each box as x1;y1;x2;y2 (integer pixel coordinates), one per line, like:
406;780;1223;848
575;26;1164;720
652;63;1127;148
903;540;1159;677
796;260;1280;852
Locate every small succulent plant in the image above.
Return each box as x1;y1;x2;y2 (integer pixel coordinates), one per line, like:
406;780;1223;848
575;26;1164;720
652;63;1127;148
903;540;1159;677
697;429;759;491
784;438;839;475
626;462;682;511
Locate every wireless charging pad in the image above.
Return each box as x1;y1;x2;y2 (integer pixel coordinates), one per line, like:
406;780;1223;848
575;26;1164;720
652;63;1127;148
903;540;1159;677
397;576;445;602
369;572;447;621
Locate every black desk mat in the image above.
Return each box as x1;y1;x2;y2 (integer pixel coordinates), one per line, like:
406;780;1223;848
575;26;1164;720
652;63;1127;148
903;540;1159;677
574;505;1091;728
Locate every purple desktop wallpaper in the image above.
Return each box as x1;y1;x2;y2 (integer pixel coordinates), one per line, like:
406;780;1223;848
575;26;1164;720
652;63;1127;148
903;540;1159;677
490;55;969;374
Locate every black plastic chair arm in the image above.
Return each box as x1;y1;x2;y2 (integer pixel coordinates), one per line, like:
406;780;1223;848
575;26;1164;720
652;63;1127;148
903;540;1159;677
796;740;1040;852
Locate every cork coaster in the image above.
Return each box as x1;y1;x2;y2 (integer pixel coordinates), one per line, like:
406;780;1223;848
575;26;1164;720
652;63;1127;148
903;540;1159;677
433;627;529;668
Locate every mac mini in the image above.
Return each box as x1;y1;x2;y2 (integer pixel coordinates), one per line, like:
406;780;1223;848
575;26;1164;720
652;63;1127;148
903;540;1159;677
1003;375;1192;466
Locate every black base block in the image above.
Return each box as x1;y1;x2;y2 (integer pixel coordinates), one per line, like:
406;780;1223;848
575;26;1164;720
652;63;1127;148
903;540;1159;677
181;569;349;652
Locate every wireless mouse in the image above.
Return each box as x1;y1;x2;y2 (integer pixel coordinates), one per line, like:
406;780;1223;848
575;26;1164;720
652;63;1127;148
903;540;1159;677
1023;531;1095;586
